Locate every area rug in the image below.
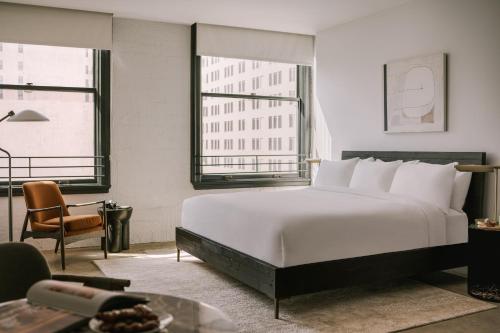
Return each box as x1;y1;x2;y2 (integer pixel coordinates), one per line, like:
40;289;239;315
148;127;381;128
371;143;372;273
94;253;494;332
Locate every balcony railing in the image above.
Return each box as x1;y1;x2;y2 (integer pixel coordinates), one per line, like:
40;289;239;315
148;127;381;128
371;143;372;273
198;154;310;176
0;156;105;183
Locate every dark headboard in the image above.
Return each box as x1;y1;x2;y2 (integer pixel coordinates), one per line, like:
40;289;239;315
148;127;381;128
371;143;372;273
342;151;487;223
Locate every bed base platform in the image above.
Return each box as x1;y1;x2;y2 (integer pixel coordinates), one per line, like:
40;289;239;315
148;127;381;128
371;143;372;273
176;227;468;319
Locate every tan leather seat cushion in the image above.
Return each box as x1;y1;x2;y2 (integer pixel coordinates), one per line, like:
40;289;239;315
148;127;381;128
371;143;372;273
40;215;102;232
66;225;103;237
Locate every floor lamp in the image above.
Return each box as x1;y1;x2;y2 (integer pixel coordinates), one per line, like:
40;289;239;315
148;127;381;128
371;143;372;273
0;110;49;241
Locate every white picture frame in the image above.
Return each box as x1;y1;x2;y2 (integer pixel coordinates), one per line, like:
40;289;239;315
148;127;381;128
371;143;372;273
384;52;447;133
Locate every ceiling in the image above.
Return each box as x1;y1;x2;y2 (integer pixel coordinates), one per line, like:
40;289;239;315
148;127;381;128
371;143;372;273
6;0;410;35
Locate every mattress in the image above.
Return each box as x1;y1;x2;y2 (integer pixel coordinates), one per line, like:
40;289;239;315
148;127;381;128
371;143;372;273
181;187;462;268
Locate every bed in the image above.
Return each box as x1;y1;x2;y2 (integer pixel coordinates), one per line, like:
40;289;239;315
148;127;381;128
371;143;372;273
176;151;486;318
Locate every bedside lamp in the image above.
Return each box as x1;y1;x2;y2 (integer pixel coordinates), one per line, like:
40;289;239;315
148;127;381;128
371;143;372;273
0;109;49;241
455;164;500;224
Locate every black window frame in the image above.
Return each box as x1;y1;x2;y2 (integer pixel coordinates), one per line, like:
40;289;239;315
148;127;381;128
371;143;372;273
0;46;111;196
190;24;311;190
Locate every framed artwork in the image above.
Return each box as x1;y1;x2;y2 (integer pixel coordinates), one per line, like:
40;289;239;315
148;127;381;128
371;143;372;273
384;52;447;133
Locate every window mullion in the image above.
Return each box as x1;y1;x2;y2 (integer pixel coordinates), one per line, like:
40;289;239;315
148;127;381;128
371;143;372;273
201;92;299;102
0;83;96;93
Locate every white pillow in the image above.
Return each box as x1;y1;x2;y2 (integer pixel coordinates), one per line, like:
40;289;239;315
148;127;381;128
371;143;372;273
389;162;457;212
314;158;360;188
350;159;402;192
451;171;472;211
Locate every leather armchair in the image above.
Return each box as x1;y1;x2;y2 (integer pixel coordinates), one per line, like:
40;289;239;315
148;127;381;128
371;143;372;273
20;181;109;270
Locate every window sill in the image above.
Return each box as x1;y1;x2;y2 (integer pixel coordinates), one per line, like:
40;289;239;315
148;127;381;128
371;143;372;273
0;183;111;197
192;178;311;190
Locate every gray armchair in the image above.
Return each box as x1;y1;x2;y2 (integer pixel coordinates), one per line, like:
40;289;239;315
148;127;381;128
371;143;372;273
0;242;130;303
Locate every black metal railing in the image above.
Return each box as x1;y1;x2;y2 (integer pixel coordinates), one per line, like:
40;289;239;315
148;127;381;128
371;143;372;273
197;154;310;175
0;156;105;182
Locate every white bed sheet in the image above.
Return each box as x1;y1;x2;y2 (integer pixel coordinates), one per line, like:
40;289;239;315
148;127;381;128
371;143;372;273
182;186;451;268
446;209;468;244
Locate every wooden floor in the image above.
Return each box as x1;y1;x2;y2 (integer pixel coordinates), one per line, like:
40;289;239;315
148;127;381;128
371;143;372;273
42;243;500;332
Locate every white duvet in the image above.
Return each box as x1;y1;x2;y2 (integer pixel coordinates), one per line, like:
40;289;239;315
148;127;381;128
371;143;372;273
181;186;448;268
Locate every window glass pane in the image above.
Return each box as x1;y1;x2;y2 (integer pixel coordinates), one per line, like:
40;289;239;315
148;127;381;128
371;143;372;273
201;96;298;175
0;90;95;180
0;42;93;87
201;56;296;97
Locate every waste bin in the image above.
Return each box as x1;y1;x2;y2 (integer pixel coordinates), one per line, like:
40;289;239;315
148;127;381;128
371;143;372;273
99;206;133;253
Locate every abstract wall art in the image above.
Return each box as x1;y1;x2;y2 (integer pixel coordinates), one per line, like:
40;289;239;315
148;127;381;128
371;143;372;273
384;52;447;133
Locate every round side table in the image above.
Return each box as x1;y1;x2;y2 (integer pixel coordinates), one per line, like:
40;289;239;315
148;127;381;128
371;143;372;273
468;224;500;302
98;206;133;253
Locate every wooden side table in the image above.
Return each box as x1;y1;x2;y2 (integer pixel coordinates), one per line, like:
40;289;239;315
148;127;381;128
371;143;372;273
468;224;500;301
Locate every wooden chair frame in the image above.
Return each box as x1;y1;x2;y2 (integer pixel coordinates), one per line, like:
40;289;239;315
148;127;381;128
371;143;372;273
20;200;108;270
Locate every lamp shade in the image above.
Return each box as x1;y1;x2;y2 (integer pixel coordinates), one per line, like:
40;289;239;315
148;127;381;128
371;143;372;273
7;109;49;122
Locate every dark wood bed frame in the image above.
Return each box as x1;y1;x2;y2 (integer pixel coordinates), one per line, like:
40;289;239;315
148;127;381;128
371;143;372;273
176;151;486;319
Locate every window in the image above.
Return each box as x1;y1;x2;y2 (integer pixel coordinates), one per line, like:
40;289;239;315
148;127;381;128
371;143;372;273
192;35;311;189
238;100;245;112
238;61;245;73
238;80;245;93
0;42;110;195
251;117;261;130
238;138;245;150
238;119;245;131
268;115;282;129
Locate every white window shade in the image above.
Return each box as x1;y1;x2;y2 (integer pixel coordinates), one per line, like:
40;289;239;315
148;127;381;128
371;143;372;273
196;23;314;65
0;2;112;50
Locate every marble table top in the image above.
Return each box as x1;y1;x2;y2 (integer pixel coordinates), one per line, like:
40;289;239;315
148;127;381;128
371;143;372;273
68;292;236;333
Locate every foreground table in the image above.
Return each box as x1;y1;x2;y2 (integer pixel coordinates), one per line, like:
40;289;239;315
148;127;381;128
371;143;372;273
1;293;237;333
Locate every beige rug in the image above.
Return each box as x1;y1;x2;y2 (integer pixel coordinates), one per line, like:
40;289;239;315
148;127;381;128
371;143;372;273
94;252;494;332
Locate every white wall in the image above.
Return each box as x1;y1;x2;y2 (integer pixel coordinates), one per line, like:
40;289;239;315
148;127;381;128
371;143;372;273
316;0;500;212
109;18;193;244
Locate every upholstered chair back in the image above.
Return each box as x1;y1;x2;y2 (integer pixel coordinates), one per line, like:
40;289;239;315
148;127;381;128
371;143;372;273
0;242;52;303
22;181;70;223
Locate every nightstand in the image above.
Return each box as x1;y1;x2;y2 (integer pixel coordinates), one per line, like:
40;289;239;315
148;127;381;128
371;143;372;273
468;224;500;301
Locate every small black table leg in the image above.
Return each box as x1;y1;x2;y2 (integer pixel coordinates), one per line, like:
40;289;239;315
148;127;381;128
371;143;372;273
274;298;279;319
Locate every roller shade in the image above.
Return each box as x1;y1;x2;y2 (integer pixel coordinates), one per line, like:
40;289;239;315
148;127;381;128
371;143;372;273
196;23;314;65
0;2;112;50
